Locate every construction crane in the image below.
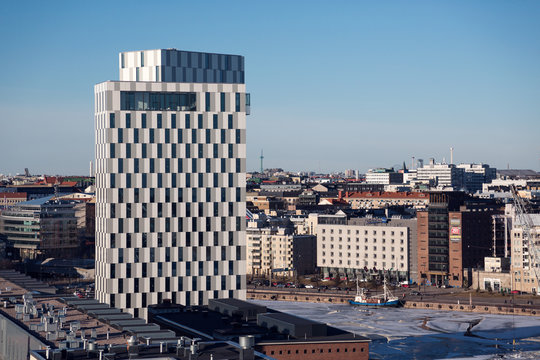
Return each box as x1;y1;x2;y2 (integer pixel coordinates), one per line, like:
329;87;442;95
511;186;540;294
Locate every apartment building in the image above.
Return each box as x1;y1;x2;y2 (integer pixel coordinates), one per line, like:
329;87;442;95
511;214;540;294
246;217;316;277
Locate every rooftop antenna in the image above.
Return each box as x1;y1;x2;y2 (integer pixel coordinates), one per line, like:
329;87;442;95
450;147;454;165
411;156;415;170
260;150;264;174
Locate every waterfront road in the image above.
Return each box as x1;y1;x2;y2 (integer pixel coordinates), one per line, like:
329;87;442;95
247;285;540;309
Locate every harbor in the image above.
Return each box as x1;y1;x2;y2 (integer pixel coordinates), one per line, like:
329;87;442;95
247;288;540;317
251;299;540;359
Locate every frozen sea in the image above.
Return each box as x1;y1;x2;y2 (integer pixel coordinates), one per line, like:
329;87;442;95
251;300;540;359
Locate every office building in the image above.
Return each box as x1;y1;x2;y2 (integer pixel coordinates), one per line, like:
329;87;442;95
457;163;496;193
0;196;79;260
365;168;403;185
416;159;464;189
417;192;498;287
94;49;249;319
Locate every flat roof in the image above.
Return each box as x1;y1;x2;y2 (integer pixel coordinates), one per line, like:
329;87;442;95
258;312;320;326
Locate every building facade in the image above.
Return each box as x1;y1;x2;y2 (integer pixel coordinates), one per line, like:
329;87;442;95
416;159;464;189
365;168;403;185
317;218;414;281
511;215;540;294
0;196;79;259
417;192;498;287
246;218;316;278
94;49;248;319
457;163;497;193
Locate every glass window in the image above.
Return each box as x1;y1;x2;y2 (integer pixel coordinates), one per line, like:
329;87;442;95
120;92;196;111
220;93;226;111
235;93;240;112
205;92;211;111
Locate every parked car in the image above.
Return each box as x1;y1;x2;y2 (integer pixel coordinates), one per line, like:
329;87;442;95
305;284;314;289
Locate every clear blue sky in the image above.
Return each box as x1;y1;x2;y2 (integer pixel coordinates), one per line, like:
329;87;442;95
1;1;539;175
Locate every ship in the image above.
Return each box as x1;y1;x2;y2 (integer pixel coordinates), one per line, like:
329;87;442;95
349;278;401;307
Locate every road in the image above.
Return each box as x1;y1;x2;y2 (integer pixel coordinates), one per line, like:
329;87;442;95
247;284;540;309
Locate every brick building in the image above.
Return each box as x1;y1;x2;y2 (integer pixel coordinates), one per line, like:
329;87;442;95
418;192;500;287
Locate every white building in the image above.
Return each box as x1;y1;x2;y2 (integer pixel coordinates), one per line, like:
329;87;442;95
316;217;417;281
511;214;540;294
94;49;249;319
246;218;316;278
416;159;464;189
365;168;403;185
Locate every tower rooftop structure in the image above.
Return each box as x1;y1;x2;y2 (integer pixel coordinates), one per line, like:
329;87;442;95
119;49;244;83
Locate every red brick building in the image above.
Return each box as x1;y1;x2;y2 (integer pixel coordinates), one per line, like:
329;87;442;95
418;192;499;287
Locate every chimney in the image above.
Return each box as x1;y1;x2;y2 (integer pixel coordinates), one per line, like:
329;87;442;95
239;336;255;360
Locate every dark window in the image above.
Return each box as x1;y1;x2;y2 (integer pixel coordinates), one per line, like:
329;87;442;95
235;93;241;112
205;92;211;111
109;113;115;128
120;91;196;111
220;93;226;111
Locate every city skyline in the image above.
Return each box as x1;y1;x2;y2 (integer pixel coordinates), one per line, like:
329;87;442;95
1;1;540;174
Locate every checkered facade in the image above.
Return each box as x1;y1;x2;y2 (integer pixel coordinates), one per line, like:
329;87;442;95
95;49;247;320
119;49;244;84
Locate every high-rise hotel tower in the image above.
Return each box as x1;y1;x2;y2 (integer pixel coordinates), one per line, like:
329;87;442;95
94;49;248;319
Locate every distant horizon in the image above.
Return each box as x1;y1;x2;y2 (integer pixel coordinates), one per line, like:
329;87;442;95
1;1;539;174
1;164;538;179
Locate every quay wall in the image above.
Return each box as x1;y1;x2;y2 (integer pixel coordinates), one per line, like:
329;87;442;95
247;290;540;317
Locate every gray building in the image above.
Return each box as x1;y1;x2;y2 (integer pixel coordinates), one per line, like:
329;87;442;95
0;196;79;260
94;49;249;319
457;163;496;193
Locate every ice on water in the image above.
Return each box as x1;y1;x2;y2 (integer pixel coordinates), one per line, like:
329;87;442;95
251;300;540;359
